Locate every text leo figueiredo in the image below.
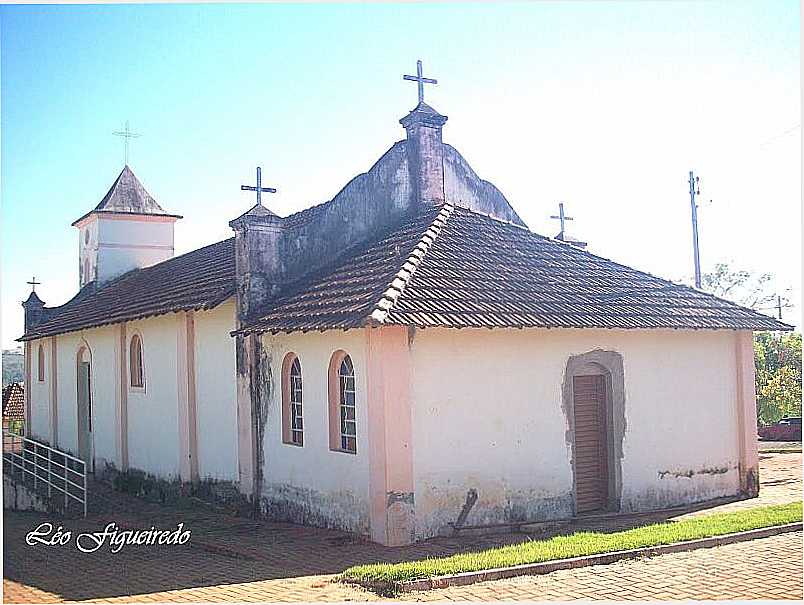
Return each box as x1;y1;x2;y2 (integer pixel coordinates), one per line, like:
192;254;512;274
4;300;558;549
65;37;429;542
26;522;191;553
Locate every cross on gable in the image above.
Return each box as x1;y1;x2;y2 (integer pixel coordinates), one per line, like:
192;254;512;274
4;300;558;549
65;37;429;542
26;276;41;293
241;167;277;207
550;202;574;235
403;59;438;105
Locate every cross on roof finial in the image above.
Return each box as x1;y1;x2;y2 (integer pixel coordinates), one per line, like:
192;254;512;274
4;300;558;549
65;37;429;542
112;120;141;165
550;202;574;236
26;276;41;293
403;59;438;105
240;167;277;207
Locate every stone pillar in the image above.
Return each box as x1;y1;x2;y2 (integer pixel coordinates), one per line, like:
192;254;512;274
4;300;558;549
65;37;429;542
229;206;286;320
235;333;258;498
735;330;759;497
400;102;448;205
366;325;416;546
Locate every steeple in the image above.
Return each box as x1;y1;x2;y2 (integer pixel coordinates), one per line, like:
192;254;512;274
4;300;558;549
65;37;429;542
72;166;182;287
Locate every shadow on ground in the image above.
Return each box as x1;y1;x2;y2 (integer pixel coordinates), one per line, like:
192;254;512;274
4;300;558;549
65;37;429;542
4;452;801;601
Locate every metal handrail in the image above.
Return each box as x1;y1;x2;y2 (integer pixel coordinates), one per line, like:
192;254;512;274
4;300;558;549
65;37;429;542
2;430;87;517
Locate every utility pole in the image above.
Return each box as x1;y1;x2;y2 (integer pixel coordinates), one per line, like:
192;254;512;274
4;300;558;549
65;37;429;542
689;171;702;289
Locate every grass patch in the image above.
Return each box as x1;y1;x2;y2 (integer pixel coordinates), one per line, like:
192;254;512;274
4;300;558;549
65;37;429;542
341;502;802;587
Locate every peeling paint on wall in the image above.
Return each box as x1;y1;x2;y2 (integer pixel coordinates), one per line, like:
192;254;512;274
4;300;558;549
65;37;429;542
260;482;370;535
415;476;574;539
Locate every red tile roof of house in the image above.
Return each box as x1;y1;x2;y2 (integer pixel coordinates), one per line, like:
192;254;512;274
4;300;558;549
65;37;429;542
2;383;25;420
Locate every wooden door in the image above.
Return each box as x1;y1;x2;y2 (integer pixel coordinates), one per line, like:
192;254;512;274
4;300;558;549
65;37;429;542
572;374;608;514
77;361;93;471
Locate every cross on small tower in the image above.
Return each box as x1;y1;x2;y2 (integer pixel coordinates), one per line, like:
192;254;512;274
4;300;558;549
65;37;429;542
240;167;277;207
403;59;438;105
26;276;41;293
112;120;141;165
550;202;574;236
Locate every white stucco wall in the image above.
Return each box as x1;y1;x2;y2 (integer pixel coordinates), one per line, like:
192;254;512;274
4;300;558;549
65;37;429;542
259;329;371;535
80;216;175;285
194;301;239;480
28;339;51;442
410;327;741;539
126;315;181;478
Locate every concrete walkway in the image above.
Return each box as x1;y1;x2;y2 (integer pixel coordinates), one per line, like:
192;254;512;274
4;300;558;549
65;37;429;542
3;452;801;603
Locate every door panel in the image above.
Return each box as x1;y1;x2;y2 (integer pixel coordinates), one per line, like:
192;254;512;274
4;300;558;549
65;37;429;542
573;374;608;514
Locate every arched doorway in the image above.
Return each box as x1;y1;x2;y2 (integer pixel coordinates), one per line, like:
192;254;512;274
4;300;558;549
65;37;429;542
562;350;626;515
76;344;94;472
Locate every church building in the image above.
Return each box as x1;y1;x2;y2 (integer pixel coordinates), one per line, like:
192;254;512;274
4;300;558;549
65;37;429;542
19;64;789;546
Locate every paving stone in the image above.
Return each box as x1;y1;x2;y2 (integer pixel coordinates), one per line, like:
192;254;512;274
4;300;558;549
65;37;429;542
3;452;801;602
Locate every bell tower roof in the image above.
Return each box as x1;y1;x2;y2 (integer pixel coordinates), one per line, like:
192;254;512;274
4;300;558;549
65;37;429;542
71;165;182;226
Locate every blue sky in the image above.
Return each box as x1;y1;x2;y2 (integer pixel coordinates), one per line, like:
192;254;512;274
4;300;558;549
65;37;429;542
1;1;800;347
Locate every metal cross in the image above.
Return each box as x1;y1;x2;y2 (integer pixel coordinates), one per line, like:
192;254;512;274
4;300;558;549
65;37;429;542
550;202;575;235
26;276;41;293
403;59;438;105
112;121;141;165
241;167;277;206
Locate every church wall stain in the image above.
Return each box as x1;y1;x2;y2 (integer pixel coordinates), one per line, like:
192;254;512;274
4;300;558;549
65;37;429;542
250;329;371;535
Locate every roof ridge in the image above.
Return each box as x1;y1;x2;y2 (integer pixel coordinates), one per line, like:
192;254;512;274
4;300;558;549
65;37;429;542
368;202;455;325
453;205;790;328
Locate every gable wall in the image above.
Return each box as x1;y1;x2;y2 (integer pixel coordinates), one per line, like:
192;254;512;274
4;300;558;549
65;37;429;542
258;329;371;535
409;327;741;539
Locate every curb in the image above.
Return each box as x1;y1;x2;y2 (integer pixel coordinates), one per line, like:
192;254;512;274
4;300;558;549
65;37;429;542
385;522;803;592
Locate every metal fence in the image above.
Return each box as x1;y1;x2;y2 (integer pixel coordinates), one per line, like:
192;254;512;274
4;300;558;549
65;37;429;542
2;430;87;517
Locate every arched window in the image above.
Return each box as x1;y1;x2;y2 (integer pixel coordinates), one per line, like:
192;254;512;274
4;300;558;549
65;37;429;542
129;334;144;388
281;353;304;446
328;351;356;454
37;344;45;382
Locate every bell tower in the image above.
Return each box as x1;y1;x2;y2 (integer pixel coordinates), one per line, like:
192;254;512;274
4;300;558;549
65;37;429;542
72;166;182;287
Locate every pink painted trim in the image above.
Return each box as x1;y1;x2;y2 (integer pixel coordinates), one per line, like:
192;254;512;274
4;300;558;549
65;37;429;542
366;325;415;546
735;330;759;493
98;242;174;251
281;352;302;446
327;349;354;453
187;312;198;481
176;312;199;481
116;324;129;470
24;342;32;434
73;212;180;229
49;337;58;447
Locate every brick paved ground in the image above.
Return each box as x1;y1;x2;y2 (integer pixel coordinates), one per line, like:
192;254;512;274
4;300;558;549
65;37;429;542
411;532;803;602
3;452;801;603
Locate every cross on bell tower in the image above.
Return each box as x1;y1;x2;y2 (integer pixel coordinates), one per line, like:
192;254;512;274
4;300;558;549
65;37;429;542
403;59;438;105
26;276;41;293
112;121;141;165
241;167;277;207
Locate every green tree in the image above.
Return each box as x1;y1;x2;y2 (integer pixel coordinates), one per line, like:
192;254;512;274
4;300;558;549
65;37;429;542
698;264;799;426
754;332;802;425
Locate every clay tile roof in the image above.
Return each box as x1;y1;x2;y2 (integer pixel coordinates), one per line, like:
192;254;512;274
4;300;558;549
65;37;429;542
71;165;182;226
2;383;25;420
20;238;235;341
241;203;792;334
